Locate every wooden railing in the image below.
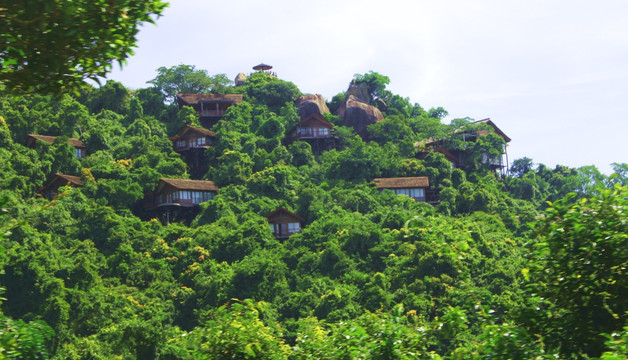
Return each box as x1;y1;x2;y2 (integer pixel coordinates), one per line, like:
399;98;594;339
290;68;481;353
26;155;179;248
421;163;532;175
200;109;226;117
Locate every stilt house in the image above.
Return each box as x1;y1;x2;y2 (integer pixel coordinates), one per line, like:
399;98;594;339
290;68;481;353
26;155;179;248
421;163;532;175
145;178;219;210
417;118;511;175
176;93;243;129
285;114;337;152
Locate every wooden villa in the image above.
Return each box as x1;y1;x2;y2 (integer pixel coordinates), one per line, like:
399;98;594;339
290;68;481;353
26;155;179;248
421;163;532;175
145;178;219;211
417;118;511;175
285;114;337;151
26;134;87;159
266;207;304;239
169;125;216;178
176;93;243;129
170;125;215;152
373;176;432;202
39;173;84;200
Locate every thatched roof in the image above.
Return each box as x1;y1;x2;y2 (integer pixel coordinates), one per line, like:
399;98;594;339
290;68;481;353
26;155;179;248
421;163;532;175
156;178;219;192
47;173;84;187
27;134;86;148
176;94;243;106
373;177;430;189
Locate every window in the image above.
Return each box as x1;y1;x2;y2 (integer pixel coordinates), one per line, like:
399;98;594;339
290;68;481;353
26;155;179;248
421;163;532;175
75;148;84;159
394;188;410;197
410;188;425;199
197;137;206;146
271;223;282;236
318;128;329;136
288;222;300;234
390;188;425;200
179;191;191;200
298;127;312;137
176;140;186;148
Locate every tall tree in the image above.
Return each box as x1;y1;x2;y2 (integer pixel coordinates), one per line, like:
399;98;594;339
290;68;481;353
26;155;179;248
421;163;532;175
0;0;167;94
147;64;230;103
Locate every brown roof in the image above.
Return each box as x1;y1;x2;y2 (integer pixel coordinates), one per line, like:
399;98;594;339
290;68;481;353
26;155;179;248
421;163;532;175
253;63;273;71
157;178;219;192
27;134;86;148
169;125;215;141
39;173;84;192
472;118;511;143
50;173;84;186
265;207;305;223
474;118;510;142
176;94;244;106
373;177;430;189
298;114;333;128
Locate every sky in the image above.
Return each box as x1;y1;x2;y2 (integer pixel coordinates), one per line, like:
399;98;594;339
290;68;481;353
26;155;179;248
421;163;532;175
107;0;628;174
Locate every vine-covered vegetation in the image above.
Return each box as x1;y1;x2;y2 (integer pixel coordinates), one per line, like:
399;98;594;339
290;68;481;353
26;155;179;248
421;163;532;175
0;68;626;359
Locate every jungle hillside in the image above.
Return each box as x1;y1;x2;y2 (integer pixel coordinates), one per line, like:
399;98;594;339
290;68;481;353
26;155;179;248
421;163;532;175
0;63;627;360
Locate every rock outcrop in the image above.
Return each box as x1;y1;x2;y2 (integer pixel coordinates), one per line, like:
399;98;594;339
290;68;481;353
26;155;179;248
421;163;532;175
295;94;330;119
335;80;371;119
341;95;384;138
234;73;247;86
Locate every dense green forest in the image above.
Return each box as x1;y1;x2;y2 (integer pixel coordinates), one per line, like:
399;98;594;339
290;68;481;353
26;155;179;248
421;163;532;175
0;66;627;359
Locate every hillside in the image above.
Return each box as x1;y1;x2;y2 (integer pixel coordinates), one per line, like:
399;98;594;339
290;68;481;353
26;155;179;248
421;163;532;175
0;68;626;359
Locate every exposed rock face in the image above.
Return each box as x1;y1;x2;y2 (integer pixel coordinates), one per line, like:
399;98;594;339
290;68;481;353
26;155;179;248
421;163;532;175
295;94;330;119
336;80;370;119
234;73;247;86
342;95;384;138
346;80;370;103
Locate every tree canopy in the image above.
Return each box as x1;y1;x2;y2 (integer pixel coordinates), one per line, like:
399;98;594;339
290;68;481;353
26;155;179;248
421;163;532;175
147;64;231;103
0;0;168;94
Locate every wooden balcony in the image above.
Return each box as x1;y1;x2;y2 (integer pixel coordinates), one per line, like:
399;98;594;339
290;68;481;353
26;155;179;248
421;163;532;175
200;109;226;117
173;143;210;152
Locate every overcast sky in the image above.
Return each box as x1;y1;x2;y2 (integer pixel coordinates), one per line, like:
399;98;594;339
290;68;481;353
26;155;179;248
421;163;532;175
107;0;628;174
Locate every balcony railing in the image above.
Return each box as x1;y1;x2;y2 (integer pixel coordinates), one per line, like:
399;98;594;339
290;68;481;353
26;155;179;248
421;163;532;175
200;109;226;117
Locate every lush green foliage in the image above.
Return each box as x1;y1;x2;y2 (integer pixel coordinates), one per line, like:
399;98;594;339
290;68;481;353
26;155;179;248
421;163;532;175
0;67;625;359
0;0;168;94
521;186;628;358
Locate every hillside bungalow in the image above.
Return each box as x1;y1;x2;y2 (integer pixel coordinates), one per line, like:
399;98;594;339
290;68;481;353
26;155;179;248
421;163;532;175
170;125;215;152
285;114;337;151
176;93;243;128
145;178;218;210
417;118;511;175
39;173;84;200
373;176;430;202
26;134;87;159
266;207;304;239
